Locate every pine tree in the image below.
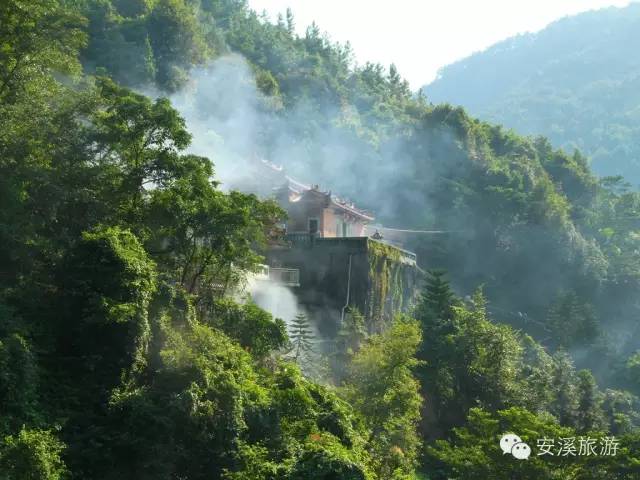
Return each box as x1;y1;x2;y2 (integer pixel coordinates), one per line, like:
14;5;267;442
414;270;457;338
143;35;157;83
285;8;295;35
288;313;315;366
413;270;459;438
551;351;579;427
576;369;605;432
388;63;410;98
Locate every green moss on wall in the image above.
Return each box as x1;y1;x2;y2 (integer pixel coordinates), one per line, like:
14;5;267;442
366;240;407;331
368;239;402;263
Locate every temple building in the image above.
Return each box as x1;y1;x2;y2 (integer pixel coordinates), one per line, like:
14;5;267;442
275;180;374;238
251;159;422;334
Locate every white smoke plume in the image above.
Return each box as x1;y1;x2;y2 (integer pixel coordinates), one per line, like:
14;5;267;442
166;54;263;190
243;274;304;328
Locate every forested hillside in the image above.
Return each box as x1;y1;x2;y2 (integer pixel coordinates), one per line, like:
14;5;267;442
2;1;640;479
424;3;640;185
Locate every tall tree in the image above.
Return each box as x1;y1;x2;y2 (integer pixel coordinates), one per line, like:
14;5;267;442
551;351;579;427
576;369;605;432
414;270;457;335
288;313;315;367
0;0;86;103
413;270;459;437
342;318;422;479
285;7;295;35
147;0;208;90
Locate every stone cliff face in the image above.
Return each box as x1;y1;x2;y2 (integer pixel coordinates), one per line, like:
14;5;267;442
366;239;419;332
266;236;421;335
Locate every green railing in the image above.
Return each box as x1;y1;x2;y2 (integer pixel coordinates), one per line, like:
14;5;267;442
283;234;416;265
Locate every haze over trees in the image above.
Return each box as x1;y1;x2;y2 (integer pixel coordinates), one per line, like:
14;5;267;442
1;0;640;478
424;3;640;185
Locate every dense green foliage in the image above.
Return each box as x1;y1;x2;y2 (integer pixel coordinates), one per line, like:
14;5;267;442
425;407;640;479
67;3;640;375
424;3;640;185
416;272;640;478
128;0;640;392
2;0;640;478
0;2;424;478
341;319;422;479
0;429;68;480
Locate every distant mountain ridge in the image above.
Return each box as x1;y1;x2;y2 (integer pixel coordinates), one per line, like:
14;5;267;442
424;3;640;185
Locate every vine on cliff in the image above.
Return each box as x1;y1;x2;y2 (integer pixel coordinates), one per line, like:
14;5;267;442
367;240;405;331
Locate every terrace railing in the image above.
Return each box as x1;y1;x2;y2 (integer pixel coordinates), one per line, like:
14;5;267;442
269;267;300;287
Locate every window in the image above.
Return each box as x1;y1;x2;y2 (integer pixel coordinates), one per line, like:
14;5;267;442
308;217;319;234
336;219;349;237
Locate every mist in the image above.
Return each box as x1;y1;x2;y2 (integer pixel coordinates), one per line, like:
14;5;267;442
243;274;302;328
160;55;417;223
165;55;264;190
152;52;637;382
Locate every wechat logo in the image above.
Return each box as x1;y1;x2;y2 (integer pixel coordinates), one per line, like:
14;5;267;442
500;433;531;460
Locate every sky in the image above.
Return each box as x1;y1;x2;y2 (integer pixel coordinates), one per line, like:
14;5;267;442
247;0;633;89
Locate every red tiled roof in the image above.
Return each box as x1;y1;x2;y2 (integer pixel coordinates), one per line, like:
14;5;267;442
260;158;375;221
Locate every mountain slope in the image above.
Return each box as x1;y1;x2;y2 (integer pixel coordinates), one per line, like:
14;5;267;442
3;2;640;479
74;0;640;364
424;3;640;185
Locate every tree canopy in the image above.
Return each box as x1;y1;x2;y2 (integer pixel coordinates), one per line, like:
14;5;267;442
2;1;640;478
